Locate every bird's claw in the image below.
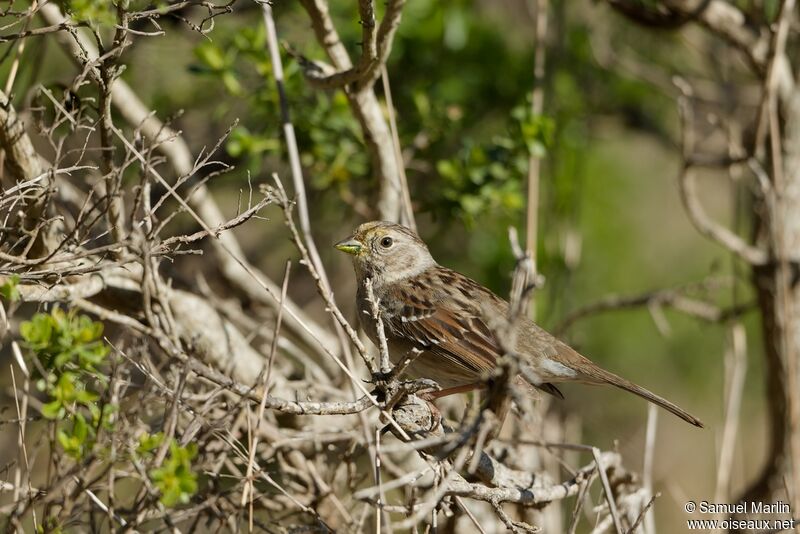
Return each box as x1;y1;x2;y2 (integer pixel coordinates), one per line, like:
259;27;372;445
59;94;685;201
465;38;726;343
369;370;393;386
403;378;440;396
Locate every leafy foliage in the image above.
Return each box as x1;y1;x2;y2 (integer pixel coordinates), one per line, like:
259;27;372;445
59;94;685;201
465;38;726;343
20;309;111;458
22;307;108;375
35;517;63;534
146;436;200;507
190;26;367;188
55;0;116;26
434;103;554;223
19;309;199;505
56;0;165;26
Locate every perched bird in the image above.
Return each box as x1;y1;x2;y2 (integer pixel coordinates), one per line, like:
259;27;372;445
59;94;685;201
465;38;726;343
335;221;703;428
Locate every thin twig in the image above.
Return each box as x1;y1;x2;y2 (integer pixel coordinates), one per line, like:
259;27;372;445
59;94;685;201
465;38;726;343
592;446;624;534
642;404;658;534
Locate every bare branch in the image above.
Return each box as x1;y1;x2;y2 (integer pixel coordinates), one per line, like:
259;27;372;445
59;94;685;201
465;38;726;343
555;279;753;335
296;0;406;222
293;0;405;91
675;79;769;265
0;90;42;183
185;358;374;416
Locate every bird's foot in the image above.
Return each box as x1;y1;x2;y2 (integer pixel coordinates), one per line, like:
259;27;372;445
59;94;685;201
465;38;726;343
380;378;439;412
418;382;484;400
402;378;440;397
369;370;393;386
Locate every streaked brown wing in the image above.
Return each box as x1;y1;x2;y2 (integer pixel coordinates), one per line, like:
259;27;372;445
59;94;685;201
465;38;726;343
383;285;501;380
382;268;566;398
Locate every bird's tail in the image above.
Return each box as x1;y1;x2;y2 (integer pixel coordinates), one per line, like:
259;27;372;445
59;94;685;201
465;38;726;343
583;367;704;428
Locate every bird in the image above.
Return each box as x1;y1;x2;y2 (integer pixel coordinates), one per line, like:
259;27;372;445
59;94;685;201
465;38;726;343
335;221;703;428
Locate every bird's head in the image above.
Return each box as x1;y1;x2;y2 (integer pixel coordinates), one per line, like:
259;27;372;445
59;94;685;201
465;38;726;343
335;221;435;284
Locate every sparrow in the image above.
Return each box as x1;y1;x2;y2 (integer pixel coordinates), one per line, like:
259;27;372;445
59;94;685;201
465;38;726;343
335;221;703;428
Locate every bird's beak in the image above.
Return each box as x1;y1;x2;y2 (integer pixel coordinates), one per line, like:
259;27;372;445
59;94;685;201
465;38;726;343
334;237;363;256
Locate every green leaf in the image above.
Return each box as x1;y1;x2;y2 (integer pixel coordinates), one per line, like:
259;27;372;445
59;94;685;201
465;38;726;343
75;317;103;343
56;413;97;458
52;372;77;403
75;389;99;405
57;0;115;26
221;71;242;95
436;160;459;180
41;400;64;420
21;313;54;348
149;439;199;507
194;42;227;71
57;430;77;454
73;413;88;442
137;432;165;456
0;275;20;302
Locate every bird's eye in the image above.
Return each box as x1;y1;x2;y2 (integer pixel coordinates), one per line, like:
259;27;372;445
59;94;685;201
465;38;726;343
380;236;393;248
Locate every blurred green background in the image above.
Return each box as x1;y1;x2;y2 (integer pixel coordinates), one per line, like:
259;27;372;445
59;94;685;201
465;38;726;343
4;0;768;530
